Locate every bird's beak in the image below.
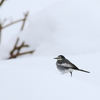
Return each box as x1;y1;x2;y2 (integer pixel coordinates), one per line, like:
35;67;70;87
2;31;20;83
54;57;62;60
54;57;59;59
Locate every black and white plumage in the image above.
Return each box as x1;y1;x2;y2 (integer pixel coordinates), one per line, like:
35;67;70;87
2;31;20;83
54;55;90;76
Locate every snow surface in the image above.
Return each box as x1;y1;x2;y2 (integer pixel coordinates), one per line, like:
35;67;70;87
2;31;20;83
0;0;100;100
0;54;100;100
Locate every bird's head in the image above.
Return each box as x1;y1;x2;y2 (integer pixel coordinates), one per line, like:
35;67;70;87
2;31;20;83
54;55;65;60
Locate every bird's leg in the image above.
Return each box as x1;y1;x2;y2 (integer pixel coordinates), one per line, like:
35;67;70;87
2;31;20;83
70;72;72;77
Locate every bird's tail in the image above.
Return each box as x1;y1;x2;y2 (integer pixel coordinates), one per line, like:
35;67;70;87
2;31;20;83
77;69;90;73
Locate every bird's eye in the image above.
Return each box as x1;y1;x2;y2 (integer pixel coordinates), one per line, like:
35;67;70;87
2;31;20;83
61;56;63;58
59;55;64;58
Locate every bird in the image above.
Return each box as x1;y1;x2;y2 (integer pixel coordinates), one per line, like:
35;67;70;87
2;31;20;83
54;55;90;76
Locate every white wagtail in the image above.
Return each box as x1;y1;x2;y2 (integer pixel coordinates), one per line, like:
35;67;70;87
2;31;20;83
54;55;90;76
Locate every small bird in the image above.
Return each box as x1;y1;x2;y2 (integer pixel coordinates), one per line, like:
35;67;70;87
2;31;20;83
54;55;90;76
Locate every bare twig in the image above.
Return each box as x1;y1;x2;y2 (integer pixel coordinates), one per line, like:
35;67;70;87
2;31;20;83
0;19;23;43
20;11;29;31
10;38;19;56
8;38;34;59
0;19;7;43
2;11;29;30
2;19;23;29
0;21;3;43
0;11;29;43
0;0;5;7
8;50;34;59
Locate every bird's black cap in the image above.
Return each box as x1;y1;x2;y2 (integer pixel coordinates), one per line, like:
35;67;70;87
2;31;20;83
54;55;65;60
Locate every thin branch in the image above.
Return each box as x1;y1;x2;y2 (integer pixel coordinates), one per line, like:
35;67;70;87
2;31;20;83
16;50;33;56
15;38;19;47
0;11;29;44
2;19;23;29
0;0;5;7
1;11;29;30
20;11;29;31
8;50;34;59
10;38;19;55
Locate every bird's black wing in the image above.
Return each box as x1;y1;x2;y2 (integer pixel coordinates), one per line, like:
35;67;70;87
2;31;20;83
69;63;79;70
57;59;79;69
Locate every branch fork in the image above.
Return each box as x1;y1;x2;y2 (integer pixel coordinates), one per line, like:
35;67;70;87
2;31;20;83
8;38;34;59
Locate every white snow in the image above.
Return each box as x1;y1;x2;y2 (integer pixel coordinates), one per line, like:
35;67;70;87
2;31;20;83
0;0;100;100
0;54;100;100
